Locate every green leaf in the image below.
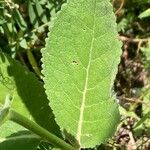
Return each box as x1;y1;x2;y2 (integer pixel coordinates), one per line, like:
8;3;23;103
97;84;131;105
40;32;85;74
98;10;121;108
19;38;28;49
42;0;121;148
35;0;48;23
0;52;60;136
0;95;11;126
139;8;150;19
13;8;27;31
133;87;150;137
141;39;150;69
133;112;150;137
28;0;38;26
0;121;40;150
134;112;150;129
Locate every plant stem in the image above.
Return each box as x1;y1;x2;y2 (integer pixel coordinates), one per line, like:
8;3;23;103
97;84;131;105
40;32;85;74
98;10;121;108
27;48;42;79
9;110;77;150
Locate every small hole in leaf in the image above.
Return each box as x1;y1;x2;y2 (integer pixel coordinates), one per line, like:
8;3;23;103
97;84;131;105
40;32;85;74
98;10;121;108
72;60;78;65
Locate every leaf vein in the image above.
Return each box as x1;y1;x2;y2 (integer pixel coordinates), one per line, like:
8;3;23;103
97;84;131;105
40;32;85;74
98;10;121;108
76;0;97;144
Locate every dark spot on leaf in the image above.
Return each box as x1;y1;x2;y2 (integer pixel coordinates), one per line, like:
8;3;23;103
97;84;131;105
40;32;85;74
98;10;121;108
72;60;78;65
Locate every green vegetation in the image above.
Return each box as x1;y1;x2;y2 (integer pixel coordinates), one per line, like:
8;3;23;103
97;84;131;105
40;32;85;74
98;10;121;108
0;0;150;149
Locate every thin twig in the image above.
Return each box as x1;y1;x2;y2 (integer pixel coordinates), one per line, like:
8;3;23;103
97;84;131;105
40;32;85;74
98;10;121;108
112;0;116;6
119;36;148;43
128;131;137;150
115;0;125;15
119;97;150;108
11;21;50;46
17;52;26;65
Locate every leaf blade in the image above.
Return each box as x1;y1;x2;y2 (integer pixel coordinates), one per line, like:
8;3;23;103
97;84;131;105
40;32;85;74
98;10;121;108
0;121;40;150
42;0;122;148
0;52;60;136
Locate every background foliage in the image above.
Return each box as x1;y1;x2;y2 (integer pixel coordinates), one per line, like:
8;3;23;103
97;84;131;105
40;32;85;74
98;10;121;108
0;0;150;149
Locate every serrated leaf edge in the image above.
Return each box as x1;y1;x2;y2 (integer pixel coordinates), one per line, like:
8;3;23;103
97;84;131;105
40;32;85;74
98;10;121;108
41;0;122;148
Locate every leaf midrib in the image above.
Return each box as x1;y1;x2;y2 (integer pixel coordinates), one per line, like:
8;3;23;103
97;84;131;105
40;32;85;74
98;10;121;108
76;0;97;145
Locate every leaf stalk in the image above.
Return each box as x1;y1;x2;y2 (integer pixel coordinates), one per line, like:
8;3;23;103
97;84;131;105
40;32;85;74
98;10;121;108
9;110;77;150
